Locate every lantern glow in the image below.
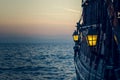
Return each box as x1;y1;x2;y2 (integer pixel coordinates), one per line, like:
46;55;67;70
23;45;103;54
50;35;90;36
73;35;79;42
87;35;97;46
73;30;79;42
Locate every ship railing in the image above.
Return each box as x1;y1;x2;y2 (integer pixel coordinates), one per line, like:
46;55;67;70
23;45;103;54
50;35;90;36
79;24;102;31
75;55;102;80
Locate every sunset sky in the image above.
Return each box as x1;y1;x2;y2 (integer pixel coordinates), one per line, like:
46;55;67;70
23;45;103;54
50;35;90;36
0;0;82;39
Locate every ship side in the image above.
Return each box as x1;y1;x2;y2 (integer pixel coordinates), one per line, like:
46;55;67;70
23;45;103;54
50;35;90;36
73;0;120;80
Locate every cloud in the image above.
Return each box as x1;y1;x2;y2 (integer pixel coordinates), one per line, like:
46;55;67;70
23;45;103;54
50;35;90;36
63;8;80;13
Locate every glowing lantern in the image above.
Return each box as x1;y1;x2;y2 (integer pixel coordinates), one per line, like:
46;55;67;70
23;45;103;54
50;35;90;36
86;35;98;46
86;28;98;47
73;30;79;42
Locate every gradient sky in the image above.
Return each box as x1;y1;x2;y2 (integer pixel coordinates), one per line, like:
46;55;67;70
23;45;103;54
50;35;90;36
0;0;82;38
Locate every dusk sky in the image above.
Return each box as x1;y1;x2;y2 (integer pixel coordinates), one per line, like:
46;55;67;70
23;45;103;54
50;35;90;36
0;0;82;38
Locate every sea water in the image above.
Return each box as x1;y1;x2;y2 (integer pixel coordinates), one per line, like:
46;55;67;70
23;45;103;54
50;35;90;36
0;39;76;80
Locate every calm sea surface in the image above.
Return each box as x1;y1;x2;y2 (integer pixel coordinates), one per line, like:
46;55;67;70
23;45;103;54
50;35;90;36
0;40;76;80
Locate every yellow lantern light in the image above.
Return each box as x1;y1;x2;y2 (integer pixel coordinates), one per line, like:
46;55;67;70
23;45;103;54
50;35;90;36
73;30;79;42
86;27;98;47
73;35;79;42
86;35;98;47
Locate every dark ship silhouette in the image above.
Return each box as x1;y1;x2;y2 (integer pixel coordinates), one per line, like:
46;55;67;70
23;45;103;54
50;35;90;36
73;0;120;80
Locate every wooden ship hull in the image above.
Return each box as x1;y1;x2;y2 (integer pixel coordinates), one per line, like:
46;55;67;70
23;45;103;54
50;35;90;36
73;0;120;80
